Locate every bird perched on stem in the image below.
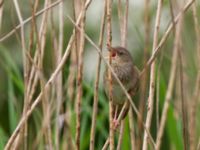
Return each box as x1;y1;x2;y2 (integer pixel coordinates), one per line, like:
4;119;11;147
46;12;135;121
104;46;140;128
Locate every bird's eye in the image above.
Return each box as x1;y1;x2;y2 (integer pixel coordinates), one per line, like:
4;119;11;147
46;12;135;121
118;51;123;55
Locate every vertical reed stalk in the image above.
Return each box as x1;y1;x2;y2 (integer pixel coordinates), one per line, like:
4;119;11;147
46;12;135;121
142;0;163;149
55;1;64;149
89;1;106;149
106;0;114;149
128;109;136;149
137;0;150;148
75;0;86;149
12;0;29;148
178;31;189;150
190;2;200;149
116;121;125;150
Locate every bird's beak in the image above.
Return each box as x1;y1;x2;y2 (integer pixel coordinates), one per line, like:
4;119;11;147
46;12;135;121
105;46;116;59
107;46;114;52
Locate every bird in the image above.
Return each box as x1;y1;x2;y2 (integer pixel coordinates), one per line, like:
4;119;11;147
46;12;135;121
104;46;140;128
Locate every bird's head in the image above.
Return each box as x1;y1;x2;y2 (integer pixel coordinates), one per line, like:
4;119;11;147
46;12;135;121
107;46;133;65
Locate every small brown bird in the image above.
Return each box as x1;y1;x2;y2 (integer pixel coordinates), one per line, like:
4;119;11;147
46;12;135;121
104;46;140;127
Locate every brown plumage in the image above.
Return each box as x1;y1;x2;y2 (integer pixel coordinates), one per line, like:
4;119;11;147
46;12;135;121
104;46;140;121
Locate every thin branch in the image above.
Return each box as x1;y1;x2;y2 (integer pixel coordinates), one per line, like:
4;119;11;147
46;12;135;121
142;0;163;149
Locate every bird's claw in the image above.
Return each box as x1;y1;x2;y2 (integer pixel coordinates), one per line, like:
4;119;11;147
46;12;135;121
113;119;120;129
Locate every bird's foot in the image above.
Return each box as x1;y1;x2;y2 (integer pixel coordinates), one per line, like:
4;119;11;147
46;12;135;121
113;119;120;130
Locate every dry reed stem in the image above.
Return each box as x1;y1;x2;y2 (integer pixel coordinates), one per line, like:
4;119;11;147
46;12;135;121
106;0;115;149
117;121;125;150
175;5;189;148
75;0;87;149
190;73;200;150
128;109;136;149
155;15;181;150
137;0;150;148
89;1;106;149
142;0;163;149
12;0;29;148
40;77;53;150
54;1;64;149
178;36;189;150
102;139;109;150
67;14;156;147
4;1;92;147
64;3;79;140
74;0;82;69
117;0;128;47
117;0;123;45
122;0;128;48
190;2;200;149
0;0;62;42
155;63;160;131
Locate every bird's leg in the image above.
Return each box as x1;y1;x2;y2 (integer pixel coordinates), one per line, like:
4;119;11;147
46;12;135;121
113;106;120;129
